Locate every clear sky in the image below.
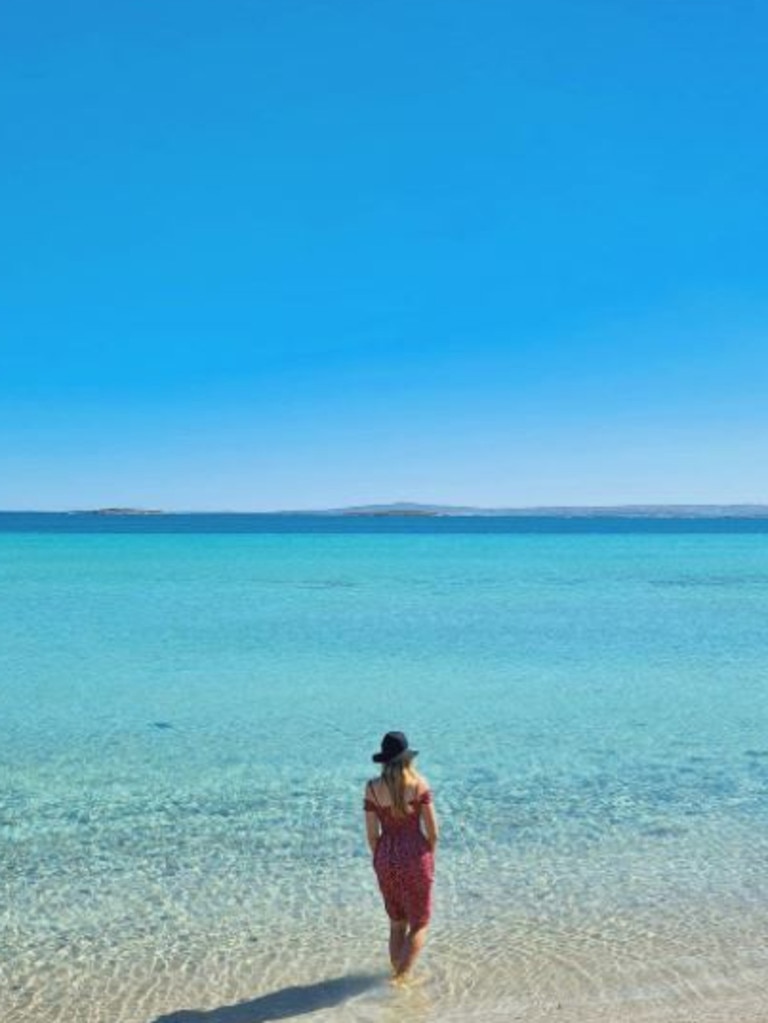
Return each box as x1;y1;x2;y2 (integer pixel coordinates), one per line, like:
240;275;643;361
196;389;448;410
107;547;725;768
2;0;767;510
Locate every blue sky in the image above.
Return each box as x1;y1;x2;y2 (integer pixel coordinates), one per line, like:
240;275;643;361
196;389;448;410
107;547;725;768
2;0;766;509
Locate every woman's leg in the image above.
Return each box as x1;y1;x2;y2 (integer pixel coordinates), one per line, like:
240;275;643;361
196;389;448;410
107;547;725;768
389;920;408;970
395;924;428;978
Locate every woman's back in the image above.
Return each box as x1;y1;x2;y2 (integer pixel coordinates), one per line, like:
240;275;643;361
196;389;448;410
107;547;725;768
365;777;432;838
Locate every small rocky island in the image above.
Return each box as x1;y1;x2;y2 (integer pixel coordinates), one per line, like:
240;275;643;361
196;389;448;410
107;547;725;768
85;508;165;516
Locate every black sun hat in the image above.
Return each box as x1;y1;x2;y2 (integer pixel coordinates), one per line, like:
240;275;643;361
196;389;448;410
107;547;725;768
372;731;418;764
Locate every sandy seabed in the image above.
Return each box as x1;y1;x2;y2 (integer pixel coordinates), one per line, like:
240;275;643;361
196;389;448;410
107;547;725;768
4;908;767;1023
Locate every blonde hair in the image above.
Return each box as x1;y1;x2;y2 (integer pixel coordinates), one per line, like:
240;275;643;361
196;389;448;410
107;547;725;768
382;757;420;816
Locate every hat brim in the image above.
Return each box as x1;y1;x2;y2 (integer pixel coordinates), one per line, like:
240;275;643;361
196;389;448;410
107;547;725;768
372;748;418;764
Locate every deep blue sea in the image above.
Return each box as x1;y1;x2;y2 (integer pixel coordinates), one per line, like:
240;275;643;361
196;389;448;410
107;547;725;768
2;515;767;1022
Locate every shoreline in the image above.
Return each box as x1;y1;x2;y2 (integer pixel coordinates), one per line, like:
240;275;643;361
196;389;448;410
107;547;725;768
7;921;767;1023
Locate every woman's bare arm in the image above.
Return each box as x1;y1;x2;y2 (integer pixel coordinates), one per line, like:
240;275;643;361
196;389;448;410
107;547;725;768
417;778;439;852
364;784;380;855
422;800;438;852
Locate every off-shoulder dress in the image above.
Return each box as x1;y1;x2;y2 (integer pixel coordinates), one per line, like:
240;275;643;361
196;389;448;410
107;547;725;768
364;783;435;929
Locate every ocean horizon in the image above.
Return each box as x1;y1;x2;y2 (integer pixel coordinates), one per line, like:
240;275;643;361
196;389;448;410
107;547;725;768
2;514;767;1022
5;510;768;534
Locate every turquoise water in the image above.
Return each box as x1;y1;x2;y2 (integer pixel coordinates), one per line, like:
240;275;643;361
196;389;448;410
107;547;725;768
2;521;768;1022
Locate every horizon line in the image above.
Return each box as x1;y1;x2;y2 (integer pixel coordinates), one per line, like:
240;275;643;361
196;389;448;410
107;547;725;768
3;502;768;517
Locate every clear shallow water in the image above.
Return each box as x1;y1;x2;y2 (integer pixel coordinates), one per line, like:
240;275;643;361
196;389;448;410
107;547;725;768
2;520;768;1022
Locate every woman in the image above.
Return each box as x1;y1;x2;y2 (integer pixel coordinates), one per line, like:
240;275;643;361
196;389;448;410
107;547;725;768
364;731;438;980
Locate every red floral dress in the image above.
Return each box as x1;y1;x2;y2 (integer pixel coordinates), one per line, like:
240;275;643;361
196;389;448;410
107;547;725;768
364;784;435;929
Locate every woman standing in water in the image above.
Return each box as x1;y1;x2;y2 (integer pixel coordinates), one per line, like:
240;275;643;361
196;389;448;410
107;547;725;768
364;731;438;980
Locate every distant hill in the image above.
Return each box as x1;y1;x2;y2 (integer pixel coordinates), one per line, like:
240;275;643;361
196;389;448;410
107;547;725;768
292;502;768;519
25;502;768;518
80;507;165;516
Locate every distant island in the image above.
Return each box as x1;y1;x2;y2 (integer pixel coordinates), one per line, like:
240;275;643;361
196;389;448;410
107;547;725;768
292;502;768;519
47;503;768;518
342;508;439;517
81;508;165;516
